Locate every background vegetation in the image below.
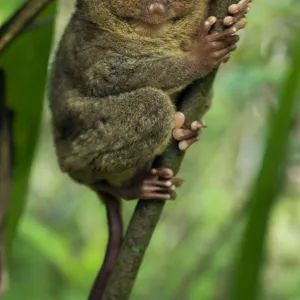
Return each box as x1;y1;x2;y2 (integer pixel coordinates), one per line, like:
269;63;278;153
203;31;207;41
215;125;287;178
0;0;300;299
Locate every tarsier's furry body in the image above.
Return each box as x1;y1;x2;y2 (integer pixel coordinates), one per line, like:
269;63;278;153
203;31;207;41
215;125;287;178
50;0;208;187
49;0;245;298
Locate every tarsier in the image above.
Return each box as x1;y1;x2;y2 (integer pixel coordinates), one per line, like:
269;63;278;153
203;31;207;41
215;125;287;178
49;0;251;298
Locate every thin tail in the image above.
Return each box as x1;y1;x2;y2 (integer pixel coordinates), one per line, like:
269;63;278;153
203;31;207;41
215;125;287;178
88;192;123;300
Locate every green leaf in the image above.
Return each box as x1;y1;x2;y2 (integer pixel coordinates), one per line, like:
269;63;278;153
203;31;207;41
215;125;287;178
231;37;300;300
0;2;56;251
0;0;26;24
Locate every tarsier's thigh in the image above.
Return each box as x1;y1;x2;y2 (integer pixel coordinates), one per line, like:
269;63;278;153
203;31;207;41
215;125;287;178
94;87;176;175
56;87;175;186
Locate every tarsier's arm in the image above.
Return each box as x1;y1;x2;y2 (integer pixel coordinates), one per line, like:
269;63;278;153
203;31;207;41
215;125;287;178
70;19;241;97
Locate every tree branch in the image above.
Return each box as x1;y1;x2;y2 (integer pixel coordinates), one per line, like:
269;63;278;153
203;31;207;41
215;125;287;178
0;0;54;54
101;1;237;299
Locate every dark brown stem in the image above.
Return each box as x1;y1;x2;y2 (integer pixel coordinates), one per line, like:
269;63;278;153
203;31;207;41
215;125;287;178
101;1;237;299
0;69;14;295
0;0;54;54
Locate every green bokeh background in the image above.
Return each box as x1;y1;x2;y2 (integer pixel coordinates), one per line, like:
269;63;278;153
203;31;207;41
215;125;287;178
1;0;300;299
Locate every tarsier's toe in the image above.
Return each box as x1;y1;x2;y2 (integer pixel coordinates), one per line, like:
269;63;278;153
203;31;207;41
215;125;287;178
151;167;173;178
175;120;206;151
139;174;183;200
140;181;174;200
225;0;252;26
179;137;199;151
228;0;252;15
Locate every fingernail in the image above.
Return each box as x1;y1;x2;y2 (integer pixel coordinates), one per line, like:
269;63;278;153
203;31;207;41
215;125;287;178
165;180;172;187
151;169;157;174
231;27;237;33
171;185;176;191
179;141;187;151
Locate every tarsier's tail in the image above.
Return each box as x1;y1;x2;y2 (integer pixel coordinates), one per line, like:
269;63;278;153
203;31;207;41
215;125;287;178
88;193;123;300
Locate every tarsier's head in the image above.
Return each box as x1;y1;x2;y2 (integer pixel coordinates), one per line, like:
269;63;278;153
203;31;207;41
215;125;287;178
106;0;197;26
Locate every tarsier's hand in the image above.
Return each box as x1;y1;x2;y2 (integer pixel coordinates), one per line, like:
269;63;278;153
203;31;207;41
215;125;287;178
172;112;206;151
222;0;253;62
189;0;252;75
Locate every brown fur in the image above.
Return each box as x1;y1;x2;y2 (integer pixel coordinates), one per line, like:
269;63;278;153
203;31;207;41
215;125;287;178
49;0;209;188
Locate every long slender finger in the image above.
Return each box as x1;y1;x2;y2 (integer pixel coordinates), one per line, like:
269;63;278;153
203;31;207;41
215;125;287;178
144;179;173;188
231;18;248;32
220;53;231;64
224;6;250;26
173;112;185;129
173;128;198;141
151;168;173;178
237;0;252;11
228;44;238;52
202;16;217;36
170;177;184;187
191;120;207;131
207;27;238;42
207;18;247;42
140;192;173;200
229;0;252;14
142;185;169;192
211;48;231;61
179;136;199;151
145;177;183;189
210;35;239;50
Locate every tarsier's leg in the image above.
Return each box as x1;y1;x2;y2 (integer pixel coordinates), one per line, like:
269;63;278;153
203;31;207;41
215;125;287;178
54;87;175;185
94;112;205;200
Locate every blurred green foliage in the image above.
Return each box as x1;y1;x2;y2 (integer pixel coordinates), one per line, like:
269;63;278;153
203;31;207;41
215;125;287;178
0;0;55;252
1;0;300;299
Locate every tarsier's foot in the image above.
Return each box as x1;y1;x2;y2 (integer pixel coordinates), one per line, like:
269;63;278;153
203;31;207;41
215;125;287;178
94;168;183;200
138;167;183;200
173;112;206;151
